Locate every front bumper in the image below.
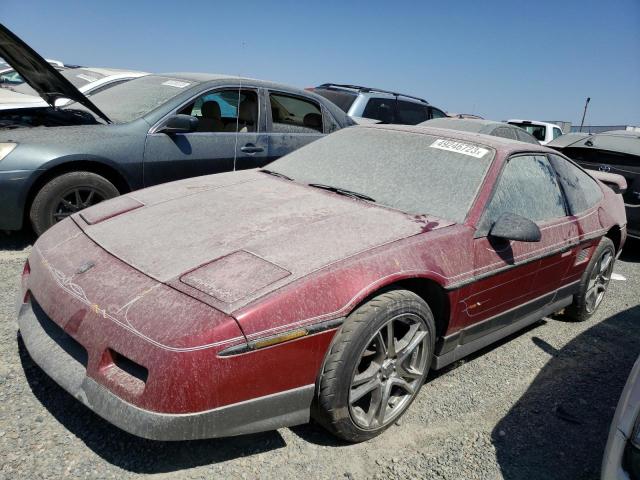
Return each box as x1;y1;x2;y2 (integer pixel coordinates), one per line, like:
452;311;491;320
18;299;314;441
0;169;33;231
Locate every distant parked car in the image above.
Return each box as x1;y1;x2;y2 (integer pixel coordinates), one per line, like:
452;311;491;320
602;354;640;479
311;83;447;125
0;68;148;128
507;119;564;145
549;130;640;239
420;118;540;144
0;23;353;234
0;58;65;86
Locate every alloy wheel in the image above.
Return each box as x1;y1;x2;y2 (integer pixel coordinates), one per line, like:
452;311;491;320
585;249;614;314
348;313;429;429
53;188;105;223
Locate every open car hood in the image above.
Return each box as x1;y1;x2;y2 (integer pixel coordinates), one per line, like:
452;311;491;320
0;24;110;123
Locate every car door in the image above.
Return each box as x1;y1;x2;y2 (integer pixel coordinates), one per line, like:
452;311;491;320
264;90;325;164
143;86;266;186
460;154;577;335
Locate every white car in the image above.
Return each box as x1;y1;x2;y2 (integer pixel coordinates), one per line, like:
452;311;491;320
0;58;64;86
507;119;564;145
0;67;148;109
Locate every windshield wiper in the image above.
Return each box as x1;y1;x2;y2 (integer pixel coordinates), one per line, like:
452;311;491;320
260;169;293;181
308;183;376;202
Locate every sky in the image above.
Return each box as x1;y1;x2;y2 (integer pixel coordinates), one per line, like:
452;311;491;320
1;0;639;125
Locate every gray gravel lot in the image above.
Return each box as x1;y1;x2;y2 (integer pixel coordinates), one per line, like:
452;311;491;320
0;231;638;480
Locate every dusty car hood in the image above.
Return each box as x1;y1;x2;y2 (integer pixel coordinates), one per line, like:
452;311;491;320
75;170;450;313
0;24;110;123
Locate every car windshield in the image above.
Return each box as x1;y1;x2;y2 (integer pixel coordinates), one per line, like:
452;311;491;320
510;122;546;142
267;127;494;223
61;75;197;124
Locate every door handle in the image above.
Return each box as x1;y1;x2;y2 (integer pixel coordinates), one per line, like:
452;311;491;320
240;144;264;154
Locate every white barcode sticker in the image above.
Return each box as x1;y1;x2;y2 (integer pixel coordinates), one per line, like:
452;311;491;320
430;138;489;158
162;80;191;88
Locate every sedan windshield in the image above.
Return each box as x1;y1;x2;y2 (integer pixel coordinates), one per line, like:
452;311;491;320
61;75;197;124
267;128;494;223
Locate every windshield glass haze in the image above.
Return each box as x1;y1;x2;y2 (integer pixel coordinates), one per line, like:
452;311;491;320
269;127;494;223
62;75;196;123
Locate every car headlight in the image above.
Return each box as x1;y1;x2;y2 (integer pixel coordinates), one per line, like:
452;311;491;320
0;143;17;161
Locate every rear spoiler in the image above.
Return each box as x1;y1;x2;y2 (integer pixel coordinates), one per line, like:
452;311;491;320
588;169;627;195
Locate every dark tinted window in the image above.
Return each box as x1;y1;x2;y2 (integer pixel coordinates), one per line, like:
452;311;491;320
269;129;494;223
548;154;603;214
269;93;323;133
313;88;357;113
509;122;546;142
362;98;395;123
479;155;566;234
395;100;429;125
430;107;447;119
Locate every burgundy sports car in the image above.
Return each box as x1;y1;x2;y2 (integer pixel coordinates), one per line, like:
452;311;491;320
18;125;627;442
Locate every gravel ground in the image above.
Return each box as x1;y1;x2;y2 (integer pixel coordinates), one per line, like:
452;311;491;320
0;231;638;480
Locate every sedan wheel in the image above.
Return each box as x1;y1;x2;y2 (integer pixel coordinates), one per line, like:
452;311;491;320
584;249;614;314
29;171;119;236
53;187;106;222
349;313;429;429
565;236;616;322
316;290;436;442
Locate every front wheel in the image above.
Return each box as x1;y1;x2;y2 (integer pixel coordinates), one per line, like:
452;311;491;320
315;290;436;442
29;171;119;235
564;237;616;322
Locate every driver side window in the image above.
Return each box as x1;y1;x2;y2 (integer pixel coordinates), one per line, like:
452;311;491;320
178;88;258;133
478;155;567;236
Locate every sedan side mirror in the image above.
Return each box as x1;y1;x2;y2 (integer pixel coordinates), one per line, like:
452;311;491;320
489;212;541;242
159;114;199;134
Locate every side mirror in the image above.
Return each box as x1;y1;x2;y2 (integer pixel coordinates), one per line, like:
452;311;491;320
159;114;198;134
489;212;541;242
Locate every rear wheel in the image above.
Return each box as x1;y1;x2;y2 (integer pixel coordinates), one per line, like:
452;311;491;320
564;237;615;322
315;290;435;442
29;171;119;235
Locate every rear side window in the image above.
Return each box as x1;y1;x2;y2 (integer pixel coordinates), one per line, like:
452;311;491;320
395;100;429;125
362;98;395;123
479;154;566;234
269;93;323;133
493;127;517;140
429;107;447;119
553;127;563;139
313;88;356;113
515;128;538;144
548;154;603;214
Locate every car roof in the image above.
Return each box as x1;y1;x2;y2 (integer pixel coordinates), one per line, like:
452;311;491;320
421;117;508;133
314;83;429;105
359;123;554;156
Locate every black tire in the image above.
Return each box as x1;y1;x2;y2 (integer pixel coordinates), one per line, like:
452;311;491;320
315;289;436;442
564;237;616;322
29;171;119;235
